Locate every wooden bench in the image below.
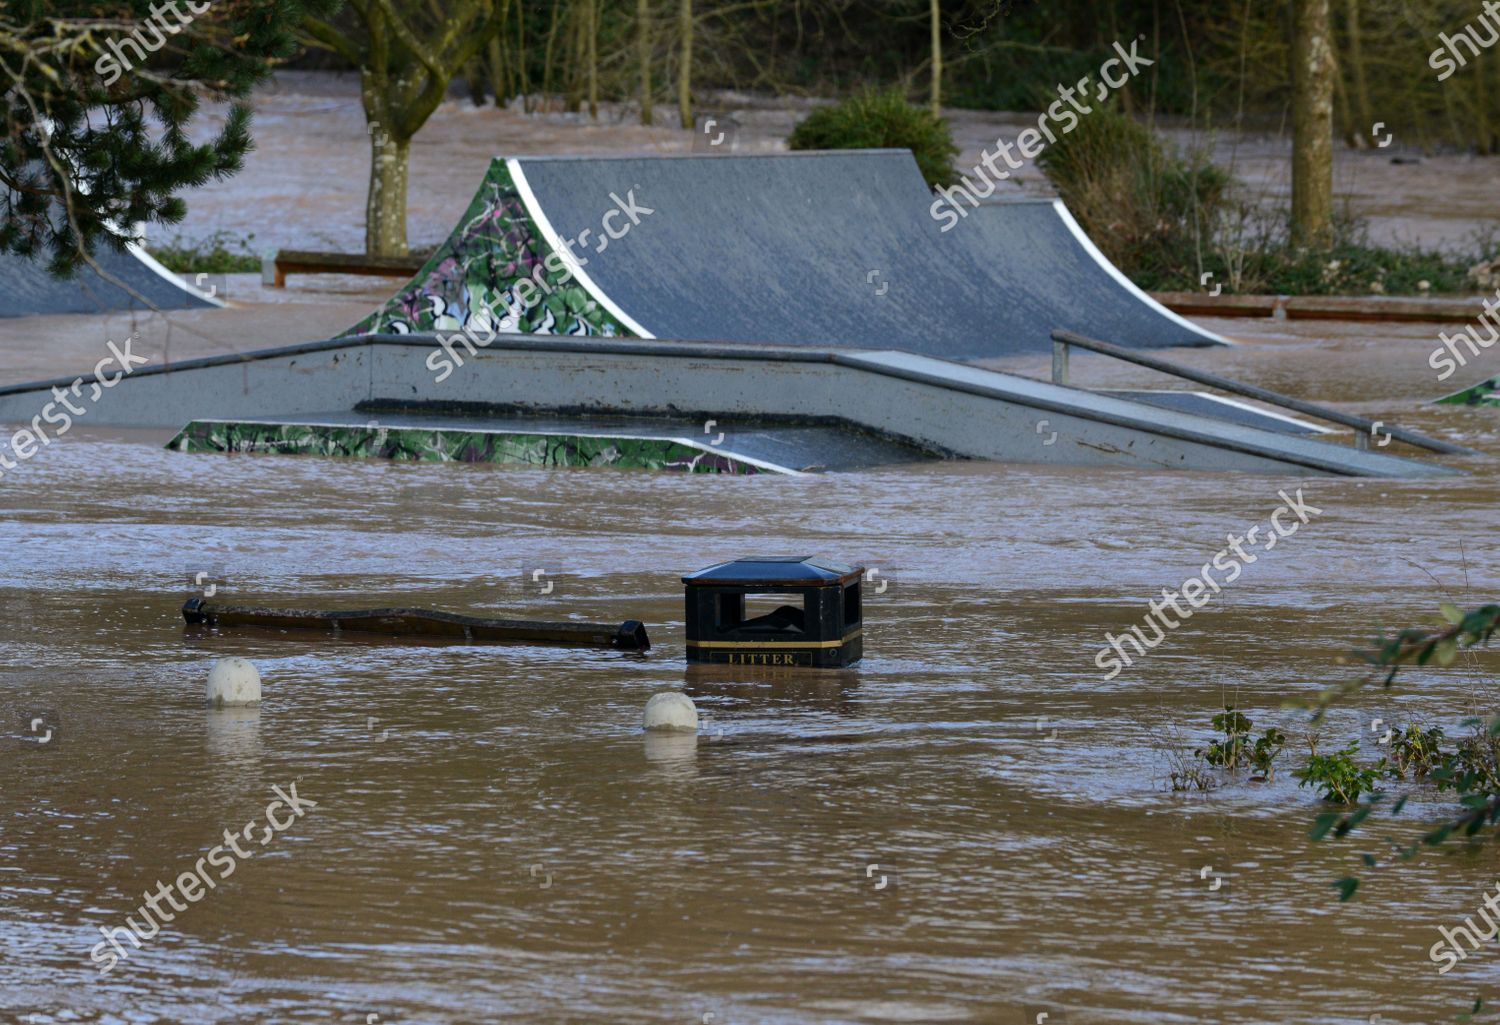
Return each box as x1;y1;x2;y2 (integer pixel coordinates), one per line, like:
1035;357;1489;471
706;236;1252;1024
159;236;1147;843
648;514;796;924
1152;290;1488;324
263;249;428;288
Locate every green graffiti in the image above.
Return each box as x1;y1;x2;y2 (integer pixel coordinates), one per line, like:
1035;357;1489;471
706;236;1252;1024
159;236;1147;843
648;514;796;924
344;162;631;340
165;421;765;474
1434;375;1500;407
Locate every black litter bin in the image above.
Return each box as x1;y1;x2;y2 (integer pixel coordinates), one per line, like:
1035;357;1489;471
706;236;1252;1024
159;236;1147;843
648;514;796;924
682;556;864;667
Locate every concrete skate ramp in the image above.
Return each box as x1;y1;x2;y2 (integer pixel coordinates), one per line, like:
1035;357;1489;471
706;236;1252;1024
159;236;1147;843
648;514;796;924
347;152;1225;356
962;200;1229;348
509;151;1225;357
0;243;223;317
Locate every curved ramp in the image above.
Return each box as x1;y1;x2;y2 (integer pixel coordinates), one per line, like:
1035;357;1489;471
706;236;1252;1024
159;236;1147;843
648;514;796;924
0;244;224;317
962;200;1229;348
345;151;1225;357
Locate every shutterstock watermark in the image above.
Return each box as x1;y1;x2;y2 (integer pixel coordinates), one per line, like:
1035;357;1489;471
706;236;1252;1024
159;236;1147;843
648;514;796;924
1430;880;1500;974
1429;2;1500;82
930;38;1154;232
1427;288;1500;381
0;335;148;484
425;188;654;383
89;782;316;975
1094;489;1323;680
94;2;216;86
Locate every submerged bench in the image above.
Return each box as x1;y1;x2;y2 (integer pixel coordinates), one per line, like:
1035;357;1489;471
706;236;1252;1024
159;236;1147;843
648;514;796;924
263;249;427;288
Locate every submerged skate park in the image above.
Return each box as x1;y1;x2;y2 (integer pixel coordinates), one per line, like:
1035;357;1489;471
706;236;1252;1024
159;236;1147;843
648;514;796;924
0;150;1483;478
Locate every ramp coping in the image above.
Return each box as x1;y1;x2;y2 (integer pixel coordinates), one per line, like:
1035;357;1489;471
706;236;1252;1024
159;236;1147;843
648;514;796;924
507;157;654;338
127;241;227;308
1047;200;1232;347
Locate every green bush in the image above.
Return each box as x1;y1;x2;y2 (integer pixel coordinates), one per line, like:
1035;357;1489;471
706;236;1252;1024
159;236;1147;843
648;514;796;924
788;88;958;189
1038;105;1230;290
1294;739;1383;804
1039;105;1499;295
147;231;261;274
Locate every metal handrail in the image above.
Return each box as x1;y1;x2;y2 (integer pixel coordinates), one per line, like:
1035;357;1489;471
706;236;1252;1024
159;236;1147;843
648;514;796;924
1049;329;1477;457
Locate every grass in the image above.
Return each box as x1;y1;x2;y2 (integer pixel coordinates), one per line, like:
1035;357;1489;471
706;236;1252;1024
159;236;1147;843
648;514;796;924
147;231;261;274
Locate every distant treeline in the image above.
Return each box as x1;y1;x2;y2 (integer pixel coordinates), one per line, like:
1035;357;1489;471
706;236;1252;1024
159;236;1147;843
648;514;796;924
289;0;1498;153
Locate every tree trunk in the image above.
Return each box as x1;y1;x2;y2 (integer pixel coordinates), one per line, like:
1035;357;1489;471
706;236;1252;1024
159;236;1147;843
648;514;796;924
587;0;598;119
543;0;563;112
638;0;653;125
1333;60;1357;148
488;36;507;107
1343;0;1372;145
929;0;941;115
565;1;585;113
366;130;410;256
678;0;693;129
517;0;530;113
1291;0;1335;248
464;57;487;106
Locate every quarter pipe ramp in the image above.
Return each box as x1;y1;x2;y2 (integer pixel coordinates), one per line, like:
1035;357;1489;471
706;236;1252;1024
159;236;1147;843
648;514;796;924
0;242;224;317
344;151;1227;357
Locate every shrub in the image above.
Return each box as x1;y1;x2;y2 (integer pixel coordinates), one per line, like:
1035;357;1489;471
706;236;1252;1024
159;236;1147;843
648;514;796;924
1386;724;1447;781
788;88;958;189
1037;105;1230;290
1170;706;1285;788
148;231;261;274
1039;106;1499;295
1294;738;1383;804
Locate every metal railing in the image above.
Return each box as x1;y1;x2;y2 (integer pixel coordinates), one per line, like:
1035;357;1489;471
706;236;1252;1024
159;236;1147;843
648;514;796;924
1049;329;1476;457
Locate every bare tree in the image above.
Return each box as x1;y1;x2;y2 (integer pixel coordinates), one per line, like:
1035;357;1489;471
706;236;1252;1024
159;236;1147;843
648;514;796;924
930;0;942;114
678;0;694;129
1291;0;1335;247
587;0;599;118
304;1;506;256
638;0;654;124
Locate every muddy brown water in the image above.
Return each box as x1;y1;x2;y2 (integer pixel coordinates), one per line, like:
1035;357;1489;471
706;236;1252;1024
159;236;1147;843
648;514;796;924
4;315;1500;1023
6;72;1500;1025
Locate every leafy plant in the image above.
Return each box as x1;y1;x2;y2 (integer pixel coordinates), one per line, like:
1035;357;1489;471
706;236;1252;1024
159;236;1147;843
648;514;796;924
1038;105;1497;296
1302;602;1500;899
1037;105;1230;290
148;231;260;274
1386;724;1448;781
1249;727;1287;781
0;1;341;276
787;87;959;188
1176;706;1285;786
1294;738;1383;804
1197;706;1252;769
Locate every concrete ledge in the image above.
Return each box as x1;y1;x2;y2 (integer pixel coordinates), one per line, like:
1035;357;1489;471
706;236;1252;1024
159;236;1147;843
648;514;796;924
0;333;1463;478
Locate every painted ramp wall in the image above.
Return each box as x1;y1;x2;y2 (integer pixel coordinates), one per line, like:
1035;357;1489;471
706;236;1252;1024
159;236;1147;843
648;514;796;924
345;152;1225;357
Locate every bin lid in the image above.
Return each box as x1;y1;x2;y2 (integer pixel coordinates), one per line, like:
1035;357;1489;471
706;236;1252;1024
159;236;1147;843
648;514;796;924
683;556;862;587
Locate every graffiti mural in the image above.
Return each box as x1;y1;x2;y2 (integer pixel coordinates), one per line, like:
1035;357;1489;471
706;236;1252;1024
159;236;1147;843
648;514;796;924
166;421;766;474
1435;375;1500;407
344;161;630;339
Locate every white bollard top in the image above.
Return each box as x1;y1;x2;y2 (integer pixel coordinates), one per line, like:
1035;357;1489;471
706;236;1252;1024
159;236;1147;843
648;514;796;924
643;691;698;732
206;657;262;708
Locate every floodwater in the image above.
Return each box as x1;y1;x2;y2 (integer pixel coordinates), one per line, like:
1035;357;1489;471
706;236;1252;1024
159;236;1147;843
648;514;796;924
4;319;1500;1023
6;72;1500;1025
